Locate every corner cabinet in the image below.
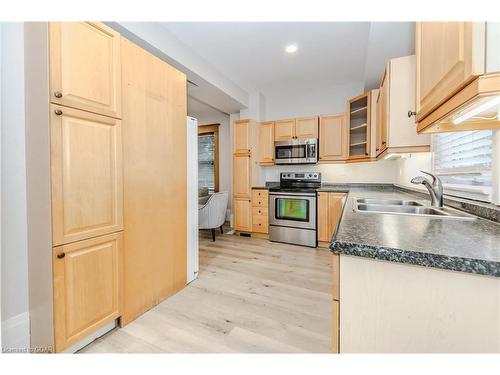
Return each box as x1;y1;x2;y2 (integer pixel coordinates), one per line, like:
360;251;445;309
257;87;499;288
319;114;348;162
49;22;122;118
376;55;430;158
53;232;122;352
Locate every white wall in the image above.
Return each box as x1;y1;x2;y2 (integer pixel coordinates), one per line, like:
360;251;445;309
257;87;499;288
396;152;432;191
1;22;30;350
263;160;398;184
265;82;363;120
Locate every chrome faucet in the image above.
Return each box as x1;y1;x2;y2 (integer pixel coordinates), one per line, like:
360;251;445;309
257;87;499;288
410;171;443;208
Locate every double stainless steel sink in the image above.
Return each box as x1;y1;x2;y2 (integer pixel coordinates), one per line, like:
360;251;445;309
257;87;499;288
353;198;476;220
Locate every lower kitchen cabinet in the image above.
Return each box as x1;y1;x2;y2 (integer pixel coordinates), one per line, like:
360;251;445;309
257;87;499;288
317;192;346;244
52;232;122;352
234;198;252;232
252;188;269;234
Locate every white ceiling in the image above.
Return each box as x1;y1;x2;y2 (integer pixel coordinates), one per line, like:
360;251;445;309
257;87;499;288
162;22;415;96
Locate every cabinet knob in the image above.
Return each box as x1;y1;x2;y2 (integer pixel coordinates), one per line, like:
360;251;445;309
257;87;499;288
54;91;63;98
408;110;416;118
382;141;386;145
54;109;63;116
57;252;65;259
376;148;379;151
365;152;368;156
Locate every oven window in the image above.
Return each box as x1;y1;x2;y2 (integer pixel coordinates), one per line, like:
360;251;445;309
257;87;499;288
276;198;309;222
275;145;306;160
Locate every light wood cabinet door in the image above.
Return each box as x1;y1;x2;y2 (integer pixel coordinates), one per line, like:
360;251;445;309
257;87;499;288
296;116;319;139
50;105;123;246
233;155;251;198
317;192;330;242
49;22;122;118
53;232;122;352
318;193;345;243
328;194;344;238
376;71;389;155
233;120;251;154
234;198;252;232
319;114;348;161
274;119;296;141
416;22;484;120
259;121;275;164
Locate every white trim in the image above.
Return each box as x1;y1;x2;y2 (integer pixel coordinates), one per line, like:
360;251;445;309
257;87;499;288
1;312;30;352
63;320;116;353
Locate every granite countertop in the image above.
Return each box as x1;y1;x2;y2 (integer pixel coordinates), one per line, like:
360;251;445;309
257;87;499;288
325;184;500;278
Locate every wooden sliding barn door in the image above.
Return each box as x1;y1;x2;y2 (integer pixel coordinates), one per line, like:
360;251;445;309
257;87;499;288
121;38;187;325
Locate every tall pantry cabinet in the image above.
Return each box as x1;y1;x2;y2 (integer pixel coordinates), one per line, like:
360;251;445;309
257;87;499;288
48;22;187;352
49;22;124;352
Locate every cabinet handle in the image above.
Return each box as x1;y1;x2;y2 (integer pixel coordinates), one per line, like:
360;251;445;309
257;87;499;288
408;110;416;118
57;252;65;259
365;152;368;156
54;109;63;116
54;91;63;98
382;141;386;145
376;148;379;151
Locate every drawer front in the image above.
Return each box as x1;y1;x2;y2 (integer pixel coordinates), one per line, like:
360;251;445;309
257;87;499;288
252;206;268;217
252;190;269;207
252;214;269;233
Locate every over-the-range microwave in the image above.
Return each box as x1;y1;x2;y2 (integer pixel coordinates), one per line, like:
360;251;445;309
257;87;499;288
274;138;318;165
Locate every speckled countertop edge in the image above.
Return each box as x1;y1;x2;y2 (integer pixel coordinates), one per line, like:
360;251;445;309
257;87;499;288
330;241;500;278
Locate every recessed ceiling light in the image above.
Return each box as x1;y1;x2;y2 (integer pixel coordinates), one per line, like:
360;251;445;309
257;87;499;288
285;44;298;54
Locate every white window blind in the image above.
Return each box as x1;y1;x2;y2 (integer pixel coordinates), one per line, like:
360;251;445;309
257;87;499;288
432;130;493;202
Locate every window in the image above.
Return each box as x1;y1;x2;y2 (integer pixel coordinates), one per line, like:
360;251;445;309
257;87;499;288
432;130;496;202
198;124;219;193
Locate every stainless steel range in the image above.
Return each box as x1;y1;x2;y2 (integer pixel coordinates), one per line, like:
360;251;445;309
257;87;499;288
269;172;321;247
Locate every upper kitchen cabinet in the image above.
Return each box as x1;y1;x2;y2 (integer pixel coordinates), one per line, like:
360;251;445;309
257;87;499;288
49;22;122;118
347;92;372;161
274;119;296;141
376;55;430;157
233;119;253;154
259;121;275;164
295;116;319;139
50;105;123;246
319;114;348;162
274;117;319;141
416;22;500;133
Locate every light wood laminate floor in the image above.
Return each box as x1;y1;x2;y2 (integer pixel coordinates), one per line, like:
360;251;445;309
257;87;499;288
79;229;332;353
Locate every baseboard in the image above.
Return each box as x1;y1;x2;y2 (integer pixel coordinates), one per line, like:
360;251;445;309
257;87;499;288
64;319;116;353
1;312;30;352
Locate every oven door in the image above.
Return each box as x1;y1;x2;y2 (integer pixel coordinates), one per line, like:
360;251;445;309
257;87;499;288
269;192;316;230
